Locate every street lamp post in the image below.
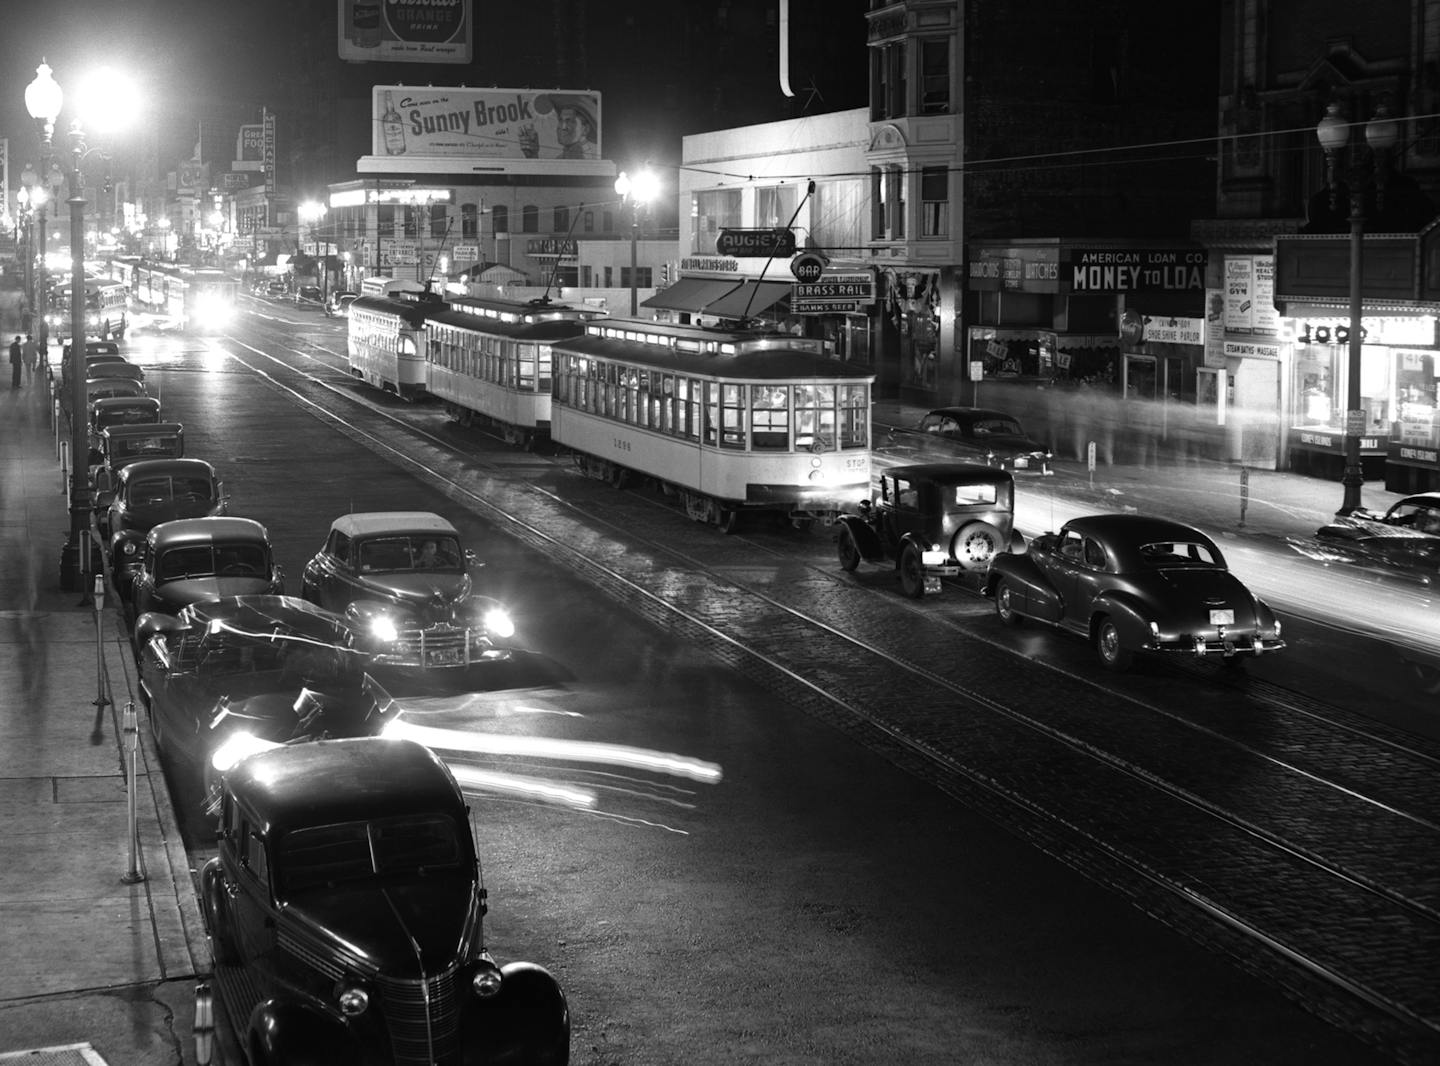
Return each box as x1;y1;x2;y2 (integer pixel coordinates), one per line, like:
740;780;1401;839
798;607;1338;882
614;169;658;316
1315;100;1400;516
25;61;91;592
298;200;327;300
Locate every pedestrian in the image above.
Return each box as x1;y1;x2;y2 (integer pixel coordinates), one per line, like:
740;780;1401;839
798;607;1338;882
9;336;22;388
22;335;38;382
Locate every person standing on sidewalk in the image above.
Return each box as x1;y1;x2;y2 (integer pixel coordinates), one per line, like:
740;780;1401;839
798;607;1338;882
9;336;22;388
22;335;39;382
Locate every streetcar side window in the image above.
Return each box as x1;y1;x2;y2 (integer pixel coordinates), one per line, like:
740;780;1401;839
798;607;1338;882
516;342;536;390
751;385;790;450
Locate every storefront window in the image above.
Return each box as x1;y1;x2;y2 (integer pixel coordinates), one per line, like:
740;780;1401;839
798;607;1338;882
1291;343;1393;433
1395;348;1440;447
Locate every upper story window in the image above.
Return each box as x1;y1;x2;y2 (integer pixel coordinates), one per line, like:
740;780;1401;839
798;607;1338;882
554;206;569;233
430;205;447;239
870;165;905;240
460;203;478;238
757;184;799;228
691;188;742;254
920;167;948;237
920;39;950;114
491;205;508;234
521;205;539;233
871;41;907;120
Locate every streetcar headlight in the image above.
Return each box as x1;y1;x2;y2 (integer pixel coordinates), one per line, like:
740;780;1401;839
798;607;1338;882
483;608;515;639
370;616;399;643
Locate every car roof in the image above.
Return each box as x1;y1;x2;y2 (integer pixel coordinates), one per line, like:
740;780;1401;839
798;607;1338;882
883;462;1015;486
328;511;457;537
924;407;1017;422
117;457;216;480
1397;492;1440;507
228;738;467;837
1062;513;1218;546
101;421;182;441
147;516;267;548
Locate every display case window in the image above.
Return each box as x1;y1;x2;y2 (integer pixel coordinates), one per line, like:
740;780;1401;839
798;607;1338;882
1291;343;1393;434
1395;348;1440;448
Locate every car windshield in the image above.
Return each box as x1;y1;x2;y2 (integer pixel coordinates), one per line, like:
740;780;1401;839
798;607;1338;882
129;475;213;506
358;534;463;572
971;418;1023;437
159;542;267;581
1138;540;1221;567
278;814;465;894
1388;502;1440;534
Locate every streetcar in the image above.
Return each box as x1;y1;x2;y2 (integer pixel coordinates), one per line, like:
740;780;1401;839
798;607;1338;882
345;293;436;398
129;261;239;331
549;318;874;531
425;294;606;447
46;276;130;341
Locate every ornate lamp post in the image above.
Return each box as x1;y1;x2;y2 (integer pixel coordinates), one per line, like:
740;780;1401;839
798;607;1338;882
1315;100;1401;515
614;168;658;316
24;61;93;591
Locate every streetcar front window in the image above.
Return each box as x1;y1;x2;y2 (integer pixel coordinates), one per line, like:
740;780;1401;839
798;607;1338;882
751;385;790;450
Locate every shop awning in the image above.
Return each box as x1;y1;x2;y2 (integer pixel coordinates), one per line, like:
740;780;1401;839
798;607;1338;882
641;277;738;312
701;280;794;319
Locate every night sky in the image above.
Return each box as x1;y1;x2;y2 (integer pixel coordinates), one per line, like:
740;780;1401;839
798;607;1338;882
1;0;870;201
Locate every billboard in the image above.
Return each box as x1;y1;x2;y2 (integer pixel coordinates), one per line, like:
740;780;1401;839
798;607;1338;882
338;0;471;64
372;86;601;160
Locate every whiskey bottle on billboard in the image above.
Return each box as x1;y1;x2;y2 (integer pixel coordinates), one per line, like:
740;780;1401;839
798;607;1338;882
382;92;406;156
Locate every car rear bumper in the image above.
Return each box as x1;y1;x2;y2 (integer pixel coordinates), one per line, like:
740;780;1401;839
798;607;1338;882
1148;636;1286;658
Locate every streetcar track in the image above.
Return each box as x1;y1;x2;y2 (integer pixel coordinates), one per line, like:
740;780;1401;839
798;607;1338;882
222;324;1440;815
165;322;1440;1058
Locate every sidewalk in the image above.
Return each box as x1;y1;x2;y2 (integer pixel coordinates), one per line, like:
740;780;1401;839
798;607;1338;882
0;372;211;1066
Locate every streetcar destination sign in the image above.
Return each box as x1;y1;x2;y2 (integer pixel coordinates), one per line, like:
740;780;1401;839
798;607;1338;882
716;228;796;258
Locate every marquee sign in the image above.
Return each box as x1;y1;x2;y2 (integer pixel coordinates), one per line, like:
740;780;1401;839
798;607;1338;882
717;228;795;258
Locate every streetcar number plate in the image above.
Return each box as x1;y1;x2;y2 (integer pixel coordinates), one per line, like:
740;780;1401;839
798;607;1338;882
1209;609;1235;625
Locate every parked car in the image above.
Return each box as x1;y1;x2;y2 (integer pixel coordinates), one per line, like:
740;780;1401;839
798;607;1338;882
107;457;227;593
1309;492;1440;584
80;375;148;409
90;422;186;527
265;279;290;300
128;517;285;625
88;394;162;452
134;596;383;790
837;463;1025;596
197;735;570;1065
984;514;1286;671
324;290;359;318
299;511;517;670
887;407;1053;475
294;284;325;309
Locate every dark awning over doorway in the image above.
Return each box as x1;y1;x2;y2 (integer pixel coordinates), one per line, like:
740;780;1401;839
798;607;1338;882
641;277;737;312
701;280;793;319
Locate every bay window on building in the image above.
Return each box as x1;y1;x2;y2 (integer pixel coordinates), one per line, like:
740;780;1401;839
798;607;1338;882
811;178;866;250
871;165;905;240
920;38;950;113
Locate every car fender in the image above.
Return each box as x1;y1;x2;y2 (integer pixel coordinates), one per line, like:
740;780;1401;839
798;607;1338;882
247;999;360;1066
985;553;1063;620
835;514;885;563
467;961;570;1066
1090;590;1153;648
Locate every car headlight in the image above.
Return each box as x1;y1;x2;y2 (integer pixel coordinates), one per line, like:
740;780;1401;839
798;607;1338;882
483;608;515;639
210;732;279;773
122;540;139;557
370;616;399;643
472;962;503;999
337;986;370;1016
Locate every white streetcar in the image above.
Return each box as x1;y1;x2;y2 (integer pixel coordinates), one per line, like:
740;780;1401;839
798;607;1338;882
550;318;874;531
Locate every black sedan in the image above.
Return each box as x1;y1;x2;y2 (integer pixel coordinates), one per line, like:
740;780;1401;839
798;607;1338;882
134;596;389;794
984;514;1285;671
128;517;285;626
1310;492;1440;584
887;407;1053;475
